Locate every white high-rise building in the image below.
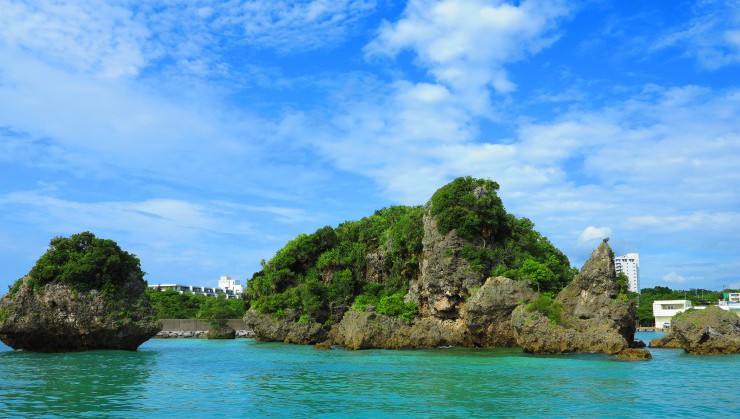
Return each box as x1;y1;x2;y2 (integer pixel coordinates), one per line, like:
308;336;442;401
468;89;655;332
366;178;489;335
614;253;639;293
218;275;244;294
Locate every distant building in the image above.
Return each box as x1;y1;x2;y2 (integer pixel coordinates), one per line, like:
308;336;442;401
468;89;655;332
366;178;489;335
718;292;740;315
652;300;699;329
218;275;244;294
149;275;243;299
614;253;639;293
724;292;740;303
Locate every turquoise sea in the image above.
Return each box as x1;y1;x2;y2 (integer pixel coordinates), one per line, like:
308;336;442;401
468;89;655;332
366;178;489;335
0;332;737;418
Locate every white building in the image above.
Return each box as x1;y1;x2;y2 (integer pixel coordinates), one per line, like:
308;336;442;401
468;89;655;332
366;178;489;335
149;276;243;299
218;275;244;294
614;253;639;293
652;300;696;329
717;292;740;316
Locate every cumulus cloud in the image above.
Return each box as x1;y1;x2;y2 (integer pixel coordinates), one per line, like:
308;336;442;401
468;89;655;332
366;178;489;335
578;226;611;245
366;0;570;111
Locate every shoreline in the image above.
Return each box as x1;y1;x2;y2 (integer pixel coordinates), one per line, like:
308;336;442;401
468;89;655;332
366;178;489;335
154;330;254;339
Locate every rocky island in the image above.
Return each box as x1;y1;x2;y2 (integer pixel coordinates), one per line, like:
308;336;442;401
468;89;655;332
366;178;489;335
244;177;646;357
0;232;161;352
650;305;740;354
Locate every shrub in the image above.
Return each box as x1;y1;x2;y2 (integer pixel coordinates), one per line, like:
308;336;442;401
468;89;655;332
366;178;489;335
526;295;564;325
376;292;418;323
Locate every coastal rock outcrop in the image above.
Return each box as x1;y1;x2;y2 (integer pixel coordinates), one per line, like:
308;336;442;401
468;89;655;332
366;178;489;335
244;309;327;344
328;276;537;349
0;232;160;352
511;239;641;357
244;177;593;350
0;277;160;352
649;333;682;349
460;277;537;347
328;310;472;349
651;306;740;354
207;325;236;339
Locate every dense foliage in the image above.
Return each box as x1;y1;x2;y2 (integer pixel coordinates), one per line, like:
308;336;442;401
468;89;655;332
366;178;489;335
27;231;144;293
146;289;245;320
246;177;576;325
430;177;574;293
246;205;424;325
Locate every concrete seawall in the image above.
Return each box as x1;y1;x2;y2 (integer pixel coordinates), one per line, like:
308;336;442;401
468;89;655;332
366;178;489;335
155;319;254;338
159;319;249;331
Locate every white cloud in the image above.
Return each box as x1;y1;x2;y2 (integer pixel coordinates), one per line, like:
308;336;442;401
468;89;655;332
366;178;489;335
366;0;570;112
578;226;611;245
222;0;377;51
653;0;740;69
662;271;687;284
0;0;151;78
0;0;377;80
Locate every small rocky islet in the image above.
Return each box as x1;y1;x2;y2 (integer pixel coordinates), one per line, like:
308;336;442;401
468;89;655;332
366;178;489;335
0;232;160;352
650;305;740;354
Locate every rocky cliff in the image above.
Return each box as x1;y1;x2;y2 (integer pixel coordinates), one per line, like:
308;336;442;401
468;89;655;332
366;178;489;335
328;276;535;349
650;306;740;354
0;276;160;352
511;239;643;357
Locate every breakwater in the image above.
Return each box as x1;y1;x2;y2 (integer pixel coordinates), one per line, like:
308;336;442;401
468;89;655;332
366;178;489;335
155;319;254;338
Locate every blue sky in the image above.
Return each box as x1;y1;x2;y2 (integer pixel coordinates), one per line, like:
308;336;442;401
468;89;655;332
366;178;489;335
1;0;738;292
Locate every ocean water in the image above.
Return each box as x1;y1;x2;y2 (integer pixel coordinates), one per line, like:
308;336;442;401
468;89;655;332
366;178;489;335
0;332;737;418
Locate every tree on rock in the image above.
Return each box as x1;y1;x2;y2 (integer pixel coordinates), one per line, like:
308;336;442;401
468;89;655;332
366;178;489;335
28;231;144;293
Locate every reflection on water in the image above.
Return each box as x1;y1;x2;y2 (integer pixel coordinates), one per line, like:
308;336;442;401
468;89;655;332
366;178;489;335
0;346;158;417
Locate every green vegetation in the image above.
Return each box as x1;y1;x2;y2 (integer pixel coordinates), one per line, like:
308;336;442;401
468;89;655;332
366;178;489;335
430;177;574;292
526;295;564;325
7;277;23;298
616;272;629;295
27;231;144;294
246;205;424;324
246;177;574;325
197;295;244;328
350;291;418;323
146;289;245;320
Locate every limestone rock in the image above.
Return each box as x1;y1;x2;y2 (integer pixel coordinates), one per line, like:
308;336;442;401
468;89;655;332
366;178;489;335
661;306;740;355
328;310;472;350
416;213;483;319
207;325;236;339
649;334;682;349
616;348;652;360
0;277;160;352
329;310;411;350
328;276;535;350
512;240;636;355
244;309;326;345
460;277;536;347
511;305;629;354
